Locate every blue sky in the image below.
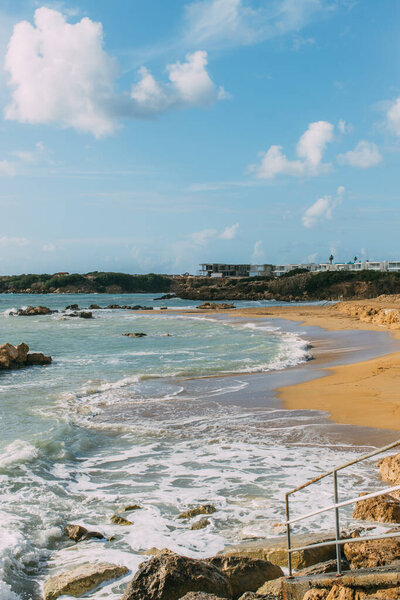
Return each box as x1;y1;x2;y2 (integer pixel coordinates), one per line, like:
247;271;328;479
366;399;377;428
0;0;399;274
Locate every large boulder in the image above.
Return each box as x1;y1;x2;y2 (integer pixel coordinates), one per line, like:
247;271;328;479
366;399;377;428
17;305;52;316
353;492;400;523
343;537;400;569
207;556;283;599
44;563;129;600
378;453;400;498
0;342;52;369
121;551;232;600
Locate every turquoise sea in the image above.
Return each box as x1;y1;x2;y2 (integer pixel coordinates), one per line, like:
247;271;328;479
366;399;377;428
0;293;393;599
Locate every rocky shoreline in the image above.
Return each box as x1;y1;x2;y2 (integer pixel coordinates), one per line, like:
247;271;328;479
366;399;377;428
39;452;400;600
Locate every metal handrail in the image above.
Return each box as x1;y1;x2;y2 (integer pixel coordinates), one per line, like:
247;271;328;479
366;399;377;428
285;439;400;577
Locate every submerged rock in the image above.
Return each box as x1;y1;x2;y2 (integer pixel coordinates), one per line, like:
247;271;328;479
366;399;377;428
44;562;129;600
353;492;400;523
12;305;53;316
65;304;79;310
79;311;93;319
111;514;133;525
120;504;142;512
207;556;283;599
122;332;147;337
0;342;51;370
190;518;210;530
89;303;101;309
178;505;217;519
121;551;232;600
65;524;104;542
197;302;235;310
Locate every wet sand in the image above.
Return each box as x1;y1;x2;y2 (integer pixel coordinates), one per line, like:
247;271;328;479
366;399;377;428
148;302;400;433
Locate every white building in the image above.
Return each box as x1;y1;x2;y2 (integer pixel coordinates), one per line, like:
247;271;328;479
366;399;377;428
272;260;400;276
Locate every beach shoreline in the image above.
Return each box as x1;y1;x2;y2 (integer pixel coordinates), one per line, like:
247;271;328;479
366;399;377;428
148;301;400;433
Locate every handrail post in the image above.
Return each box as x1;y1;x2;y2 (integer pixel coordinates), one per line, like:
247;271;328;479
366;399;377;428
333;470;342;576
285;493;293;578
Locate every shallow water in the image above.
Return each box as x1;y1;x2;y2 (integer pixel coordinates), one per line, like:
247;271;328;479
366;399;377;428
0;293;397;599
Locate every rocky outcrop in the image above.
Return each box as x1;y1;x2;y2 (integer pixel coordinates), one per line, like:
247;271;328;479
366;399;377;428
207;556;283;599
121;551;232;600
0;342;51;370
378;453;400;498
44;563;129;600
197;302;236;310
333;301;400;329
343;537;400;569
65;524;104;542
10;305;53;316
353;492;400;523
179;594;229;600
154;294;176;301
178;505;217;519
120;503;142;512
302;583;399;600
223;538;336;570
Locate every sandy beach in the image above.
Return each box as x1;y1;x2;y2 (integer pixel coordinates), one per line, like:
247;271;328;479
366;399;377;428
153;297;400;432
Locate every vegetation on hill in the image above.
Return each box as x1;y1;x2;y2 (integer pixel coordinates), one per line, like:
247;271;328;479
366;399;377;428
1;269;400;301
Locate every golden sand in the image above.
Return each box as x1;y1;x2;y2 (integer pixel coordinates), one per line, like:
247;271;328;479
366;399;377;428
148;298;400;431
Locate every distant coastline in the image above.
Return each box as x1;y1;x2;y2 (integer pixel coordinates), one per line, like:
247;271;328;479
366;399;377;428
2;269;400;302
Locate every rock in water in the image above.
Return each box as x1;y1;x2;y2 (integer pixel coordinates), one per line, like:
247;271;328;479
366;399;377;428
178;505;216;519
79;311;93;319
353;492;400;523
111;514;133;525
207;557;283;599
121;551;232;600
190;518;210;530
122;332;147;337
0;342;52;370
44;563;129;600
65;524;104;542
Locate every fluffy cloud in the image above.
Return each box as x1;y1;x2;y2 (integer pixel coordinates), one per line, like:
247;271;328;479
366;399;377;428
42;243;56;252
387;97;400;136
251;121;334;179
131;51;222;116
4;8;226;137
183;0;334;49
302;185;344;228
337;140;382;168
5;8;117;137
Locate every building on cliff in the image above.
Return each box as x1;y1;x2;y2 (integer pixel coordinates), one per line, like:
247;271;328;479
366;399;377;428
200;260;400;278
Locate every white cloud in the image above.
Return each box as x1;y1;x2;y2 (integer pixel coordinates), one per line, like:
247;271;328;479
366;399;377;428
11;141;46;164
0;236;29;246
338;119;353;134
42;243;56;252
5;8;117;137
183;0;334;49
189;223;239;245
387;97;400;136
4;8;227;137
219;223;239;239
251;121;334;179
0;160;15;177
302;185;344;228
251;240;265;263
130;51;223;116
337;140;382;168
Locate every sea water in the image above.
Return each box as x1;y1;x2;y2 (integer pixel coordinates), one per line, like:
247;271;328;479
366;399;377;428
0;293;392;599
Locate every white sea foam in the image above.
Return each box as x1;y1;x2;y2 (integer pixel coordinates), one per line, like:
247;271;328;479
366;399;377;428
0;440;39;468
